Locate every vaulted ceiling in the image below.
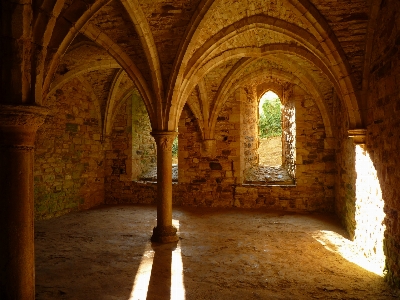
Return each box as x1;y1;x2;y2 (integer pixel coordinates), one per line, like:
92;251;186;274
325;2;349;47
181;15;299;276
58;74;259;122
29;0;374;135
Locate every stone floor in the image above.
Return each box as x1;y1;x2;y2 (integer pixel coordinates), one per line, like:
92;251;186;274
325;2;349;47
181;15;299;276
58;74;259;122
35;205;398;300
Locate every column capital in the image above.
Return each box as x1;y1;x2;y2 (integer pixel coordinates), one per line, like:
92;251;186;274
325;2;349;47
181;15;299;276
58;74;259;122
0;105;49;148
348;129;367;144
150;131;178;151
201;139;216;157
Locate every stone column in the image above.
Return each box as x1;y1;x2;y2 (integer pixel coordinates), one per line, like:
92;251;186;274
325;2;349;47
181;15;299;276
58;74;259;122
150;131;179;243
0;105;48;300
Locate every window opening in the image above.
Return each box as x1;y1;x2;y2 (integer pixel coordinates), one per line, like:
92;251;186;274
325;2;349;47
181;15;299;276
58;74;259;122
172;134;178;182
244;89;295;185
258;91;282;166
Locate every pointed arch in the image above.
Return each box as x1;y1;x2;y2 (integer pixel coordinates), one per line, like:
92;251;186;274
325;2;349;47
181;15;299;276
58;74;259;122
166;0;215;106
208;67;333;140
41;0;111;102
177;45;337;136
287;0;363;127
104;69;126;137
47;60;120;95
171;11;361;134
256;82;284;101
105;89;137;136
119;0;164;120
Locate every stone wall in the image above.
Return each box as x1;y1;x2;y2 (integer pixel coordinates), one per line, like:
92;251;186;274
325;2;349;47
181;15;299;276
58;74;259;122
335;89;356;237
242;87;259;169
104;94;157;204
335;0;400;284
34;78;105;220
177;83;335;210
104;83;335;212
131;92;157;179
174;96;240;207
282;85;296;179
366;0;400;286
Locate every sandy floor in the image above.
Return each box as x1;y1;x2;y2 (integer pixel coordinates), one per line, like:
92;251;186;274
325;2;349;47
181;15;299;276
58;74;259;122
35;205;398;300
259;137;282;166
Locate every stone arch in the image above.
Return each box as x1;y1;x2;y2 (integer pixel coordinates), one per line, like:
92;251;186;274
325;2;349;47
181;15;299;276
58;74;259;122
177;45;340;130
47;60;120;95
32;0;66;103
105;89;137;137
104;69;128;137
179;48;334;139
256;82;284;101
171;12;361;133
165;0;215;108
183;16;322;81
40;1;157;130
45;23;156;129
287;0;362;127
119;0;164;114
41;0;111;103
81;25;156;128
209;68;333;139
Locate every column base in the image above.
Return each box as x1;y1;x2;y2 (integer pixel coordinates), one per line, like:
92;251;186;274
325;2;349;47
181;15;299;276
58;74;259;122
151;225;179;243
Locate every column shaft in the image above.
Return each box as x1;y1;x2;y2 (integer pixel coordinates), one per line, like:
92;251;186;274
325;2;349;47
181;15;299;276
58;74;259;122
150;131;178;243
0;105;48;300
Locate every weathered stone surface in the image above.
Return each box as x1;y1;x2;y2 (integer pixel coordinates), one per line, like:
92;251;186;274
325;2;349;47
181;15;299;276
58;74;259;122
3;0;400;294
35;78;104;220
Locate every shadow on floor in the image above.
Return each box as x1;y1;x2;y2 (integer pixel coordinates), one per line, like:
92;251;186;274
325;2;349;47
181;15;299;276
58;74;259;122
35;205;397;300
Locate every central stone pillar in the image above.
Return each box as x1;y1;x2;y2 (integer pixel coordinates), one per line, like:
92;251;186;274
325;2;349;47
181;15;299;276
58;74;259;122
0;105;48;300
150;131;179;243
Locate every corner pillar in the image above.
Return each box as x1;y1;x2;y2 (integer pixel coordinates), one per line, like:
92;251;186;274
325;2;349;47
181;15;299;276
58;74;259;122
150;131;179;243
0;105;48;300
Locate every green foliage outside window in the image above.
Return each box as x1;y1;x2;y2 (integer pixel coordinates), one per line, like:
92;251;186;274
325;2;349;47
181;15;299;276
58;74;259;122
172;136;178;158
259;98;282;138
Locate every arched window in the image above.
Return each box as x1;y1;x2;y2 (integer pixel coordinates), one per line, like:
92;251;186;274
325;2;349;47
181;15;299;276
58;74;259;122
258;91;282;166
244;88;295;185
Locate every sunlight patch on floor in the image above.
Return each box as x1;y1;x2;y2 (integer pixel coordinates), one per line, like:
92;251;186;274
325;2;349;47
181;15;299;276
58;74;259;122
129;219;185;300
171;244;185;300
313;230;384;276
129;243;154;300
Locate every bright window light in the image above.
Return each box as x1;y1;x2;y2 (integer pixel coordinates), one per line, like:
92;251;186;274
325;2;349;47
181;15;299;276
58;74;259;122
313;145;386;276
259;90;279;117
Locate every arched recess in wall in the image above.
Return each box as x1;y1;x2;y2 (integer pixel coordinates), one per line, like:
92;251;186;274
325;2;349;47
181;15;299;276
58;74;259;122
39;0;112;104
40;1;158;131
45;74;104;133
169;6;362;133
177;51;333;134
103;82;158;182
208;66;333;142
